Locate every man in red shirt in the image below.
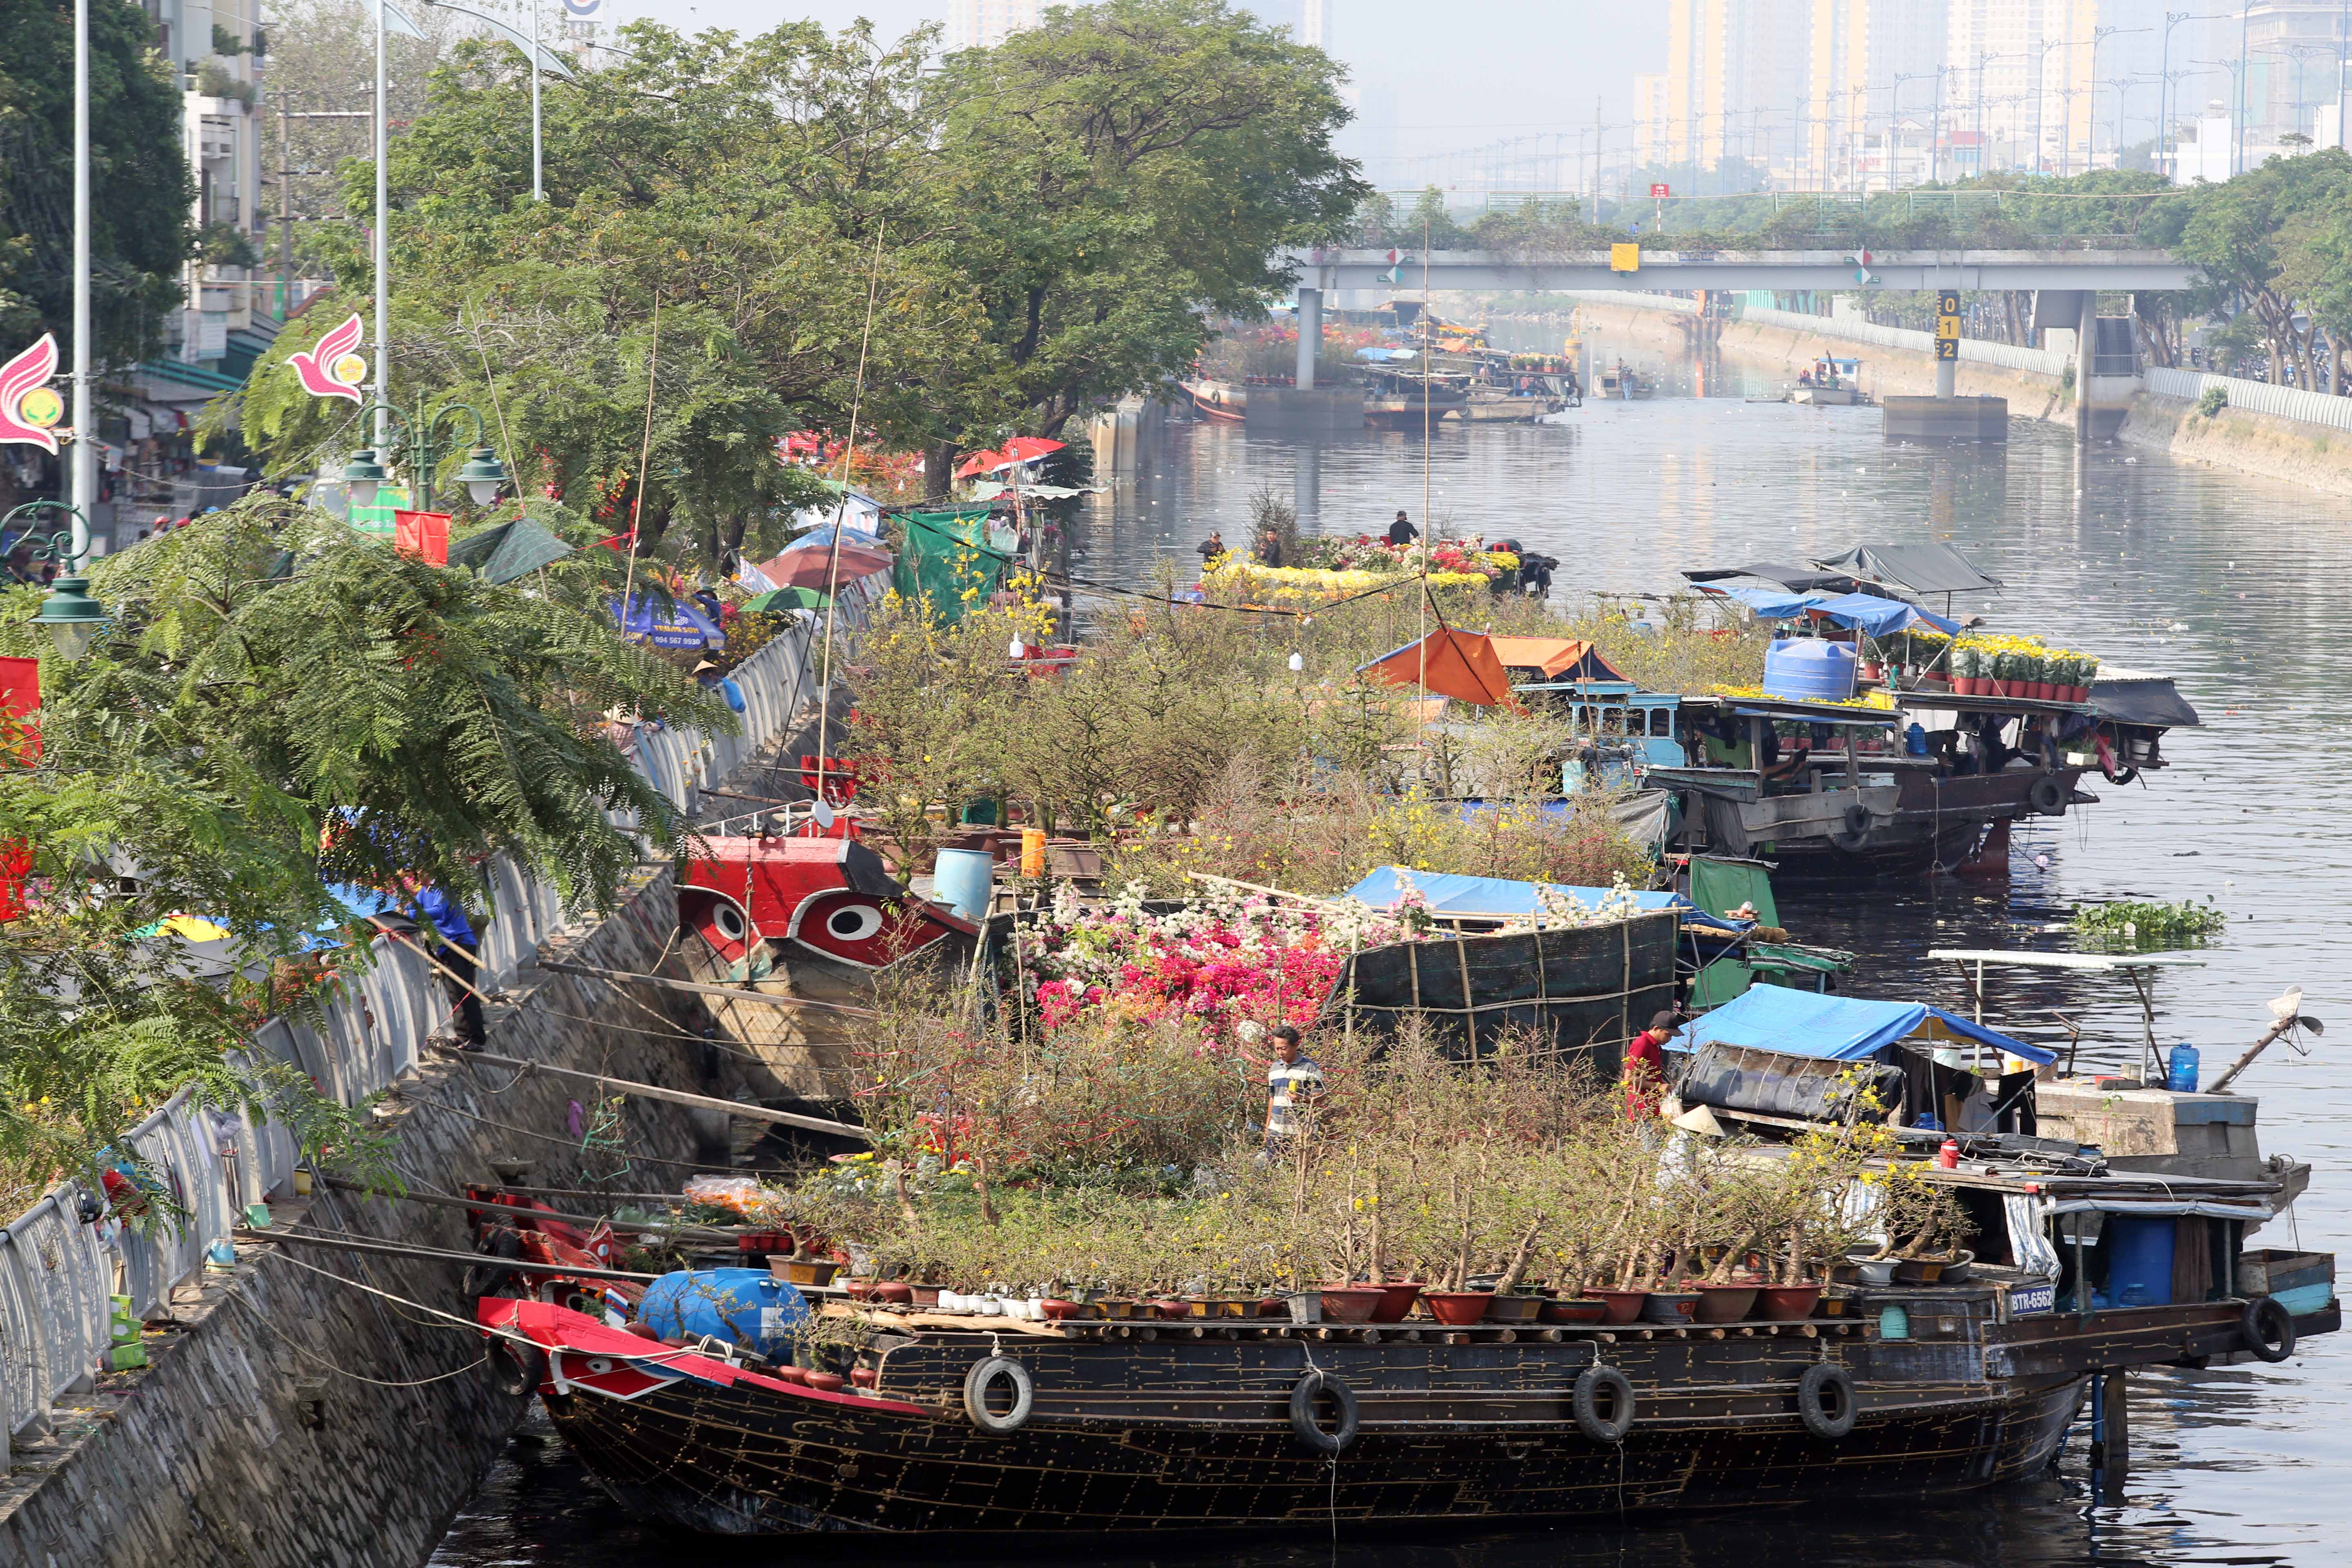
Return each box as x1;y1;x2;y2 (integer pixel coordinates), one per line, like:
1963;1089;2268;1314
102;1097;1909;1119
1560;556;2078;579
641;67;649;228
1623;1009;1681;1119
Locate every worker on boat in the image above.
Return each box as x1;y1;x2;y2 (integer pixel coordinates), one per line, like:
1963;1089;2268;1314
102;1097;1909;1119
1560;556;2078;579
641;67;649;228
1798;368;1815;387
1256;527;1284;569
1264;1025;1322;1152
1195;530;1226;567
1387;510;1419;547
1622;1010;1679;1120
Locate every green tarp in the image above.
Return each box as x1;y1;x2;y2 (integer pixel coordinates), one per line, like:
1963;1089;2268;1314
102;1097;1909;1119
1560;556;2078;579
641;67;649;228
893;509;1016;625
448;517;573;584
1689;855;1779;927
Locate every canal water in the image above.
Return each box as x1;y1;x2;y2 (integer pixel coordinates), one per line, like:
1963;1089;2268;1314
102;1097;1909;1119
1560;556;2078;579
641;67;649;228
432;376;2351;1564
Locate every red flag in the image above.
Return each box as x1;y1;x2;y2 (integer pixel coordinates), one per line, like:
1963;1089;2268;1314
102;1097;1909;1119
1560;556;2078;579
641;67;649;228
393;510;451;565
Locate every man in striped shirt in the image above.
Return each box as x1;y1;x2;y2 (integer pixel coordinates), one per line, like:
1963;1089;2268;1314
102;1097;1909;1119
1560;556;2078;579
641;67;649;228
1265;1026;1323;1147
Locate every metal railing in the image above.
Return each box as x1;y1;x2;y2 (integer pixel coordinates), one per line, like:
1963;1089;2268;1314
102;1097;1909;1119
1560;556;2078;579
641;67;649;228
2145;365;2352;432
0;594;853;1440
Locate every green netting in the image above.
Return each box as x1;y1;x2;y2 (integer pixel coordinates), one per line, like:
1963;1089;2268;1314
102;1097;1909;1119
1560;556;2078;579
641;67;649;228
894;510;1016;625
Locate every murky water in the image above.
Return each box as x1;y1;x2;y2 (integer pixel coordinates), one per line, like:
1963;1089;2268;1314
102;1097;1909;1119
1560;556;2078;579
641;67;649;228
432;366;2350;1563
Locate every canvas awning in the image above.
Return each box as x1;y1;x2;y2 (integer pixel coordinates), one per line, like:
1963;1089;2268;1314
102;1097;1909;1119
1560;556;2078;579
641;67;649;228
756;542;894;589
1804;592;1961;637
1485;637;1627;681
1671;985;2054;1063
1682;563;1860;595
1356;630;1513;706
1810;543;2002;597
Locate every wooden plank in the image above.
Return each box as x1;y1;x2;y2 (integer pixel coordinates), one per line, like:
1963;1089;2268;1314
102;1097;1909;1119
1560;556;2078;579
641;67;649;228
535;958;880;1017
438;1045;874;1142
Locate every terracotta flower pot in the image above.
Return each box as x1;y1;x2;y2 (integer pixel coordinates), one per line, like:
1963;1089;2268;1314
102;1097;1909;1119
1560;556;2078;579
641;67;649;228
777;1365;810;1385
1693;1284;1758;1324
849;1366;878;1388
908;1285;942;1309
803;1370;845;1393
1541;1297;1608;1324
873;1281;914;1305
1039;1297;1083;1321
1317;1286;1385;1323
1369;1282;1425;1323
1423;1290;1495;1326
1148;1297;1189;1319
1755;1284;1824;1321
1483;1293;1546;1323
1640;1291;1700;1325
1592;1289;1648;1324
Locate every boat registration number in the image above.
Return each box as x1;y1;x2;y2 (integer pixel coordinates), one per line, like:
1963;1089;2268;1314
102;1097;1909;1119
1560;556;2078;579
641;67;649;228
2009;1281;2056;1316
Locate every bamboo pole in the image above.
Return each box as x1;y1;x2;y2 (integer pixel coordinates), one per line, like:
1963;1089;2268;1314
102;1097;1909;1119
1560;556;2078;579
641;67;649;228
437;1045;874;1142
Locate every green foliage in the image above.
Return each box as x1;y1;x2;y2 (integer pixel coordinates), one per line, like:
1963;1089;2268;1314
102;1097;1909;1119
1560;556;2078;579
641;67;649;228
2071;897;2227;947
0;0;194;362
2197;385;2229;419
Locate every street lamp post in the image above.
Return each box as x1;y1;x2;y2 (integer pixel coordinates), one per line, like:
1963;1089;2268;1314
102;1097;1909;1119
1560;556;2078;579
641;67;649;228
2162;14;2223;181
337;396;507;515
4;502;105;662
70;0;93;550
2085;27;2152;172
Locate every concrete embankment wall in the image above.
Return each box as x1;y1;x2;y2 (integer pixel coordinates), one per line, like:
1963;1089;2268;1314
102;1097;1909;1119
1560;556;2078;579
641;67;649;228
0;869;717;1568
1566;294;2352;499
0;612;852;1568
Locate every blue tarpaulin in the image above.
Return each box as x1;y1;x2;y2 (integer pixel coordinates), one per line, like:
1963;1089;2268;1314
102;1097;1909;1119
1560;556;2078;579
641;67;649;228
1670;985;2054;1063
1344;866;1742;933
1704;585;1958;637
1805;592;1961;637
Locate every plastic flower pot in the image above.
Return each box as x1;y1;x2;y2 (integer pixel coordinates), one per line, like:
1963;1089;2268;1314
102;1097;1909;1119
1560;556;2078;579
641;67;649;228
1754;1284;1824;1321
1849;1258;1899;1286
1693;1285;1759;1324
1317;1287;1385;1323
1541;1298;1609;1324
1639;1291;1700;1325
1592;1289;1648;1324
1423;1290;1495;1326
1368;1282;1425;1323
1483;1293;1546;1324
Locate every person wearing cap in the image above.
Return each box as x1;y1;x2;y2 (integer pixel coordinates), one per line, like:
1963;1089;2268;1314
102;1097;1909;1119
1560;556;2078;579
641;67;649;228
693;659;746;714
1622;1009;1679;1120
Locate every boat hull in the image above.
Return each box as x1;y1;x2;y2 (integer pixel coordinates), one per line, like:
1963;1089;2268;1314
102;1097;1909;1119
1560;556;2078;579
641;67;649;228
544;1348;2080;1536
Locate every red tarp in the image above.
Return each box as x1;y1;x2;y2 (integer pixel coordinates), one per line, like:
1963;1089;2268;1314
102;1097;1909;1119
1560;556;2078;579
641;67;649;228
1356;630;1515;706
755;543;895;590
392;510;451;565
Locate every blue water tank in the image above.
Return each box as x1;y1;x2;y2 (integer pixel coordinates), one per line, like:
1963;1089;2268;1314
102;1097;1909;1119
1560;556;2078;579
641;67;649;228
635;1269;807;1356
2104;1216;2176;1307
1762;639;1858;703
2167;1042;2201;1093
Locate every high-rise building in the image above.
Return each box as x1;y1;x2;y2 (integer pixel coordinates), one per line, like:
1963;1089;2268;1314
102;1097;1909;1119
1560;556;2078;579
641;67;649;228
1807;0;1948;187
1946;0;2100;174
946;0;1042;52
1664;0;1811;174
2243;2;2352;148
1633;73;1671;169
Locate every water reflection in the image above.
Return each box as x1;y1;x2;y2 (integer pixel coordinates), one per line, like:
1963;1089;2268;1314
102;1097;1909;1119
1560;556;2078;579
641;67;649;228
435;394;2347;1566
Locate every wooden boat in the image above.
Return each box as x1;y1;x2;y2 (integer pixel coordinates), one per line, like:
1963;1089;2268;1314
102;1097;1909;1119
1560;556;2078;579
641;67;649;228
1364;368;1470;429
1788;356;1870;406
485;1258;2335;1535
1181;379;1247;423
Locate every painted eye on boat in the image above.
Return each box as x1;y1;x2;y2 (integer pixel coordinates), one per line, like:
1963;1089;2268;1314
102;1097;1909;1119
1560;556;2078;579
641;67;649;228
586;1357;614;1374
825;905;884;942
713;902;748;942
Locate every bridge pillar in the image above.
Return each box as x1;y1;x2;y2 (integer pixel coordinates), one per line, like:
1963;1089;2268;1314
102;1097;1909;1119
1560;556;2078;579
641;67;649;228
1296;287;1322;391
2076;292;2096;447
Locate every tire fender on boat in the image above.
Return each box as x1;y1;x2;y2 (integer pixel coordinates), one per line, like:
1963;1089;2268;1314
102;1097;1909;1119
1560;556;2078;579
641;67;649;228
2242;1296;2296;1363
1572;1363;1635;1444
494;1341;546;1399
962;1355;1035;1434
2029;775;2069;817
1841;802;1873;837
1796;1362;1858;1439
1288;1370;1360;1456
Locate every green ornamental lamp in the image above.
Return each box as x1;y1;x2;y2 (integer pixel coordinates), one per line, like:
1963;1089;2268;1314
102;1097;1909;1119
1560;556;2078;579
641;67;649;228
342;447;388;512
31;575;105;662
456;445;509;508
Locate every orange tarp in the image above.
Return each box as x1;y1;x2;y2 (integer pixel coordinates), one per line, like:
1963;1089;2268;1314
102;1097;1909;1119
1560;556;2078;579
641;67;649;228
1356;629;1515;706
1484;637;1626;680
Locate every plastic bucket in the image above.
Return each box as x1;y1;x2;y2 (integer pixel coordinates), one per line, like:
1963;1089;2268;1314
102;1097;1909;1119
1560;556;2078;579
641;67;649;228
933;848;995;922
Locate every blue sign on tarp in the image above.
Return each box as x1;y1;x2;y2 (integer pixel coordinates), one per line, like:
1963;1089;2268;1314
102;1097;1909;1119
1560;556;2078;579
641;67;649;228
611;593;723;648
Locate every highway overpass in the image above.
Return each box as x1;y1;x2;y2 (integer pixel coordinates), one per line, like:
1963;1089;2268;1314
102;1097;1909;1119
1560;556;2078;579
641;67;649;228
1281;247;2198;294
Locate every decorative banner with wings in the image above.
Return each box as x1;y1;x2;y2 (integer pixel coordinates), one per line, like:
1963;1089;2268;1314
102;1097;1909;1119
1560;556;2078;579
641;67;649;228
289;313;368;404
0;336;64;452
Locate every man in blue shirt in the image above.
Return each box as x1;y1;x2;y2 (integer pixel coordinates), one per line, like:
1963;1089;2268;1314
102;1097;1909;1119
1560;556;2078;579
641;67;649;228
396;874;487;1050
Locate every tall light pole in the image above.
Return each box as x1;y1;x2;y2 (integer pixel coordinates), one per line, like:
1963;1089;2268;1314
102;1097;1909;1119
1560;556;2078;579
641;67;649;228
2085;27;2150;172
2238;0;2256;174
374;0;390;452
2034;36;2071;176
1931;65;1947;183
2161;14;2222;180
69;0;92;559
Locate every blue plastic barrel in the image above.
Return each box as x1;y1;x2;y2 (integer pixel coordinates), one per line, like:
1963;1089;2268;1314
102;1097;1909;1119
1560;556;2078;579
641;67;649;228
933;847;995;922
2167;1042;2200;1093
2104;1215;2176;1307
1762;639;1858;702
635;1269;806;1355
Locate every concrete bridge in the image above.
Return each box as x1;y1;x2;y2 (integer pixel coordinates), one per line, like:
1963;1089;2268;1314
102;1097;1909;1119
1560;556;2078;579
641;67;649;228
1281;247;2196;295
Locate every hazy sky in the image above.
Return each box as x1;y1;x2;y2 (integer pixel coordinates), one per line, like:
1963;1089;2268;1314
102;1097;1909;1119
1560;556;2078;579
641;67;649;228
586;0;1668;185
